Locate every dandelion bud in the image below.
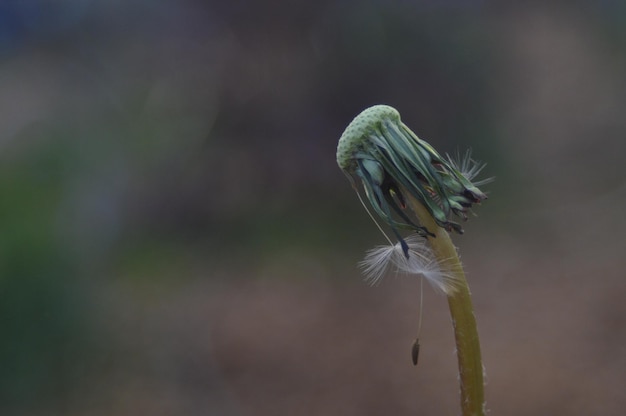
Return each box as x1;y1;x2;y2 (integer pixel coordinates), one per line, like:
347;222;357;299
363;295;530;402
337;105;488;236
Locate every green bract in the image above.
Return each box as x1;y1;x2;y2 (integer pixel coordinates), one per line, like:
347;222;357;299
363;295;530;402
337;105;487;251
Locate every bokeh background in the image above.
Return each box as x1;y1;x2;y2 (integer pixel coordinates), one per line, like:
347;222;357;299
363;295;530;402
1;1;626;415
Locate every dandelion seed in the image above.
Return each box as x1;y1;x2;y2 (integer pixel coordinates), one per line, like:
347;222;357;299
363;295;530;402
411;338;420;366
359;235;460;295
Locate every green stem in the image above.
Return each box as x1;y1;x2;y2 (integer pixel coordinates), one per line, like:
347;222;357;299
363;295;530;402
407;194;485;416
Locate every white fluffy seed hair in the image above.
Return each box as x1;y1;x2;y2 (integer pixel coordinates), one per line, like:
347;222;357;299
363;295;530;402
446;149;494;187
358;235;460;295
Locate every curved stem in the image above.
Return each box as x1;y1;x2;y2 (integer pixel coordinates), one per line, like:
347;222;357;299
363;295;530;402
406;194;485;416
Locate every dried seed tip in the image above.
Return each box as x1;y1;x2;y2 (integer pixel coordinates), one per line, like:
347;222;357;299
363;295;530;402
336;105;401;172
411;338;420;366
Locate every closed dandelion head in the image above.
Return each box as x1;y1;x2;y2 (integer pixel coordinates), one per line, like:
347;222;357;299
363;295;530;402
337;105;489;242
359;235;460;295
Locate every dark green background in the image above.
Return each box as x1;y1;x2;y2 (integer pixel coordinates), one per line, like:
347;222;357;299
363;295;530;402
1;1;625;415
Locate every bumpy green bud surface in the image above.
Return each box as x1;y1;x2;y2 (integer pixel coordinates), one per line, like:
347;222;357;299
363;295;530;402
336;104;400;172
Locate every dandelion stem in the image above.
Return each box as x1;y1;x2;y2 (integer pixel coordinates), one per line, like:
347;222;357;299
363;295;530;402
405;193;485;416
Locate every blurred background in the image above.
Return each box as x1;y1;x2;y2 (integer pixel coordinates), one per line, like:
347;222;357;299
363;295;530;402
1;1;625;415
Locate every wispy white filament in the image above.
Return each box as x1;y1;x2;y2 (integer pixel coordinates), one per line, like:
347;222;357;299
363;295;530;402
359;234;460;295
447;149;494;187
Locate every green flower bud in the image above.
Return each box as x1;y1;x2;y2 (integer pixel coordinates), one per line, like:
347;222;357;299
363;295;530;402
337;105;488;246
